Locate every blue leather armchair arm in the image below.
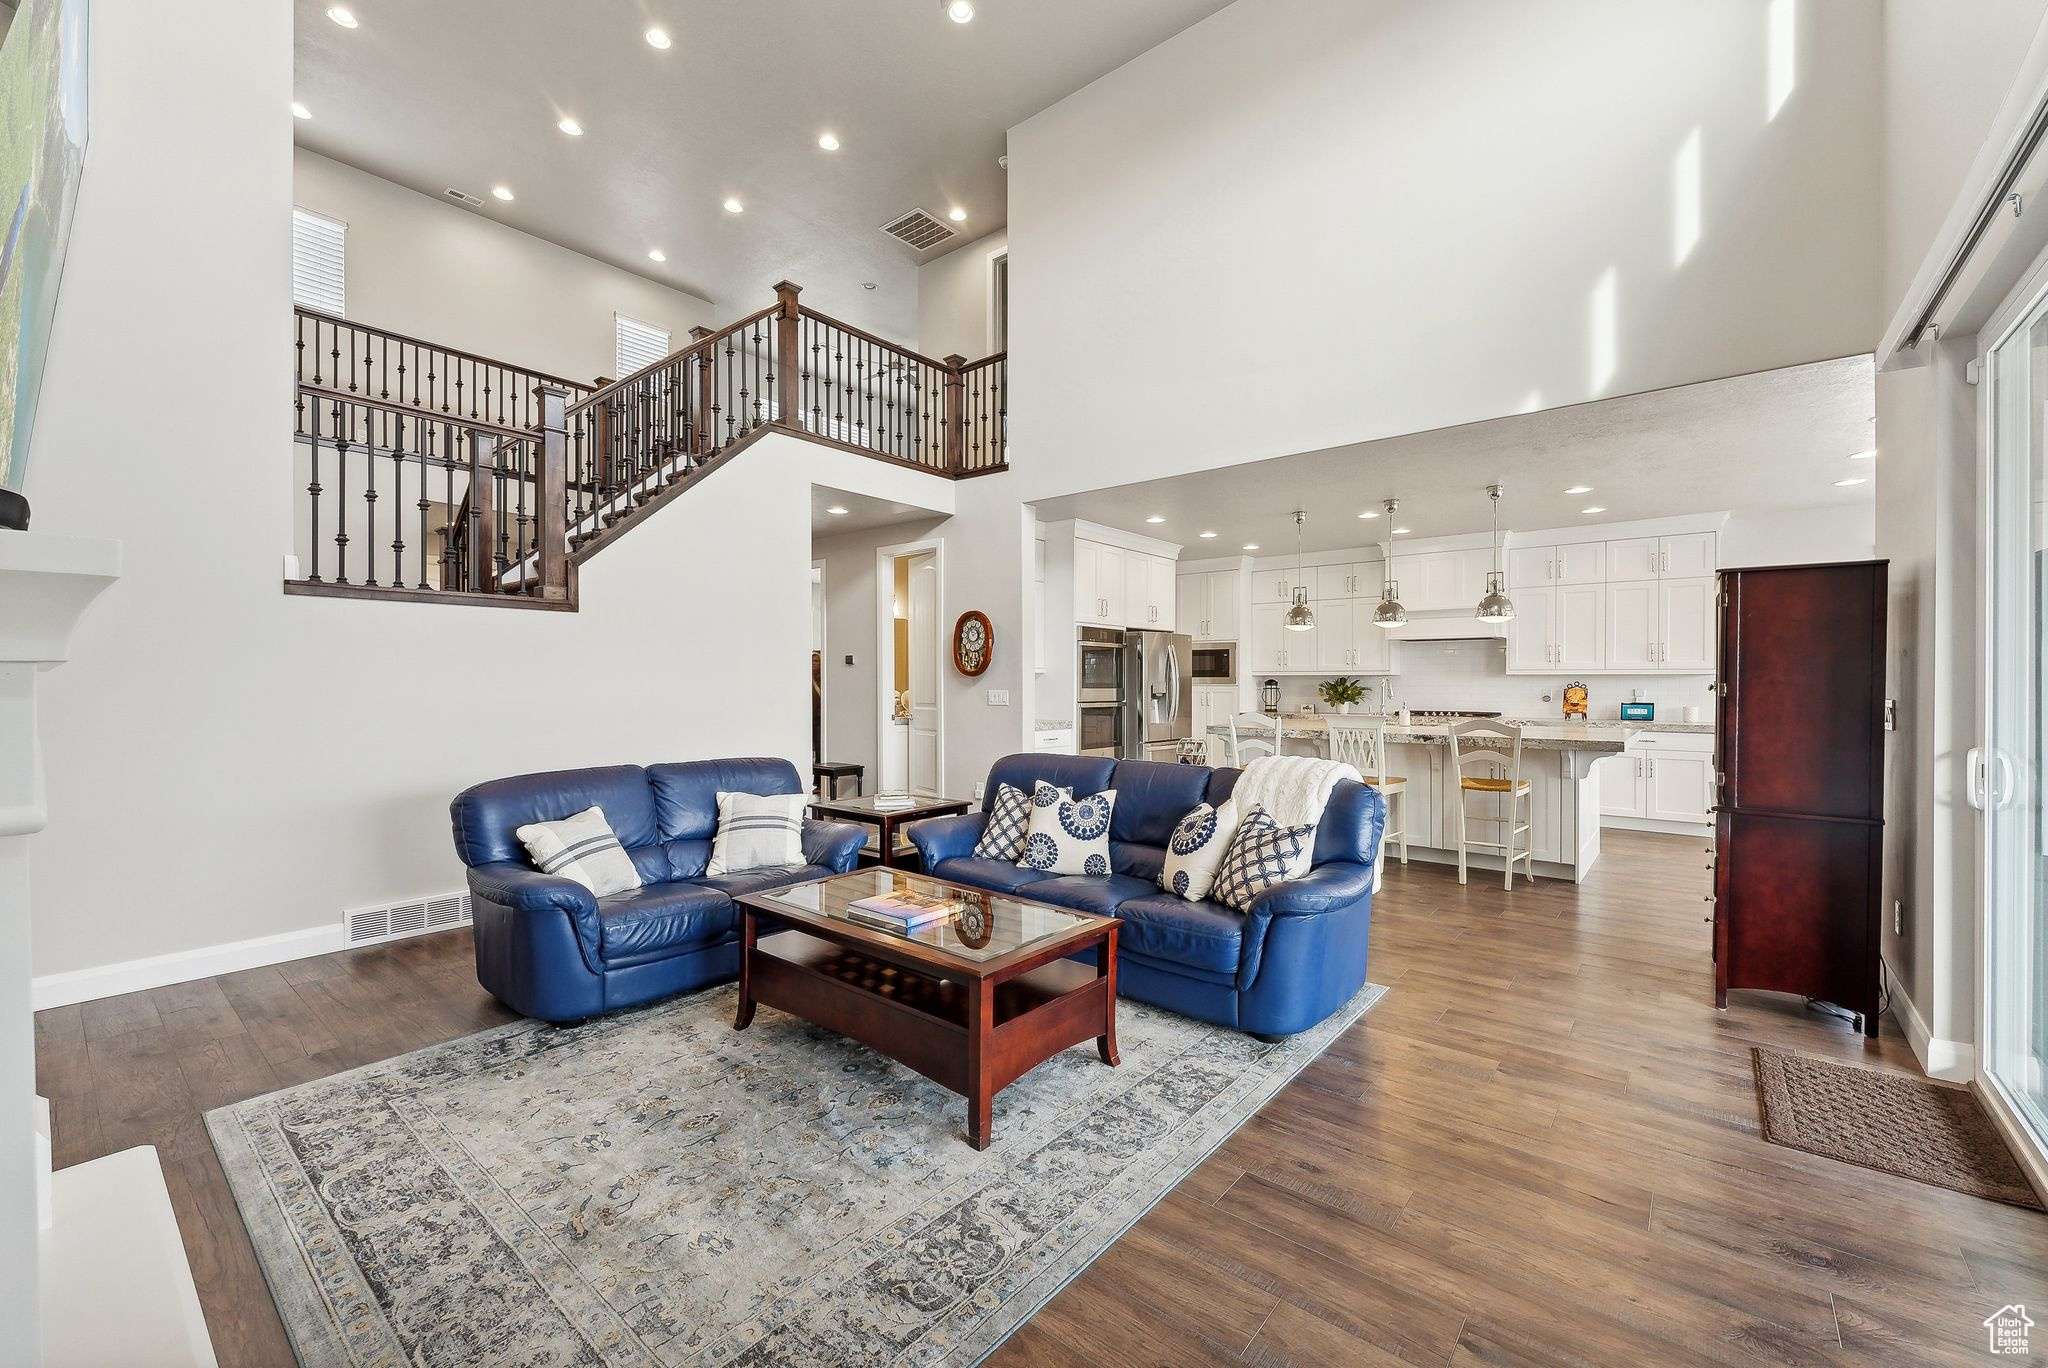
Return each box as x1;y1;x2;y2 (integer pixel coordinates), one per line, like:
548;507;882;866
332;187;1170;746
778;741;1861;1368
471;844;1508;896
906;812;986;867
467;861;603;968
1237;860;1375;988
803;819;866;873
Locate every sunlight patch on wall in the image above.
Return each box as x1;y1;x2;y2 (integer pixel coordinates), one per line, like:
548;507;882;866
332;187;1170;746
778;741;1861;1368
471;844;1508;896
1767;0;1797;121
1589;268;1618;396
1673;127;1702;266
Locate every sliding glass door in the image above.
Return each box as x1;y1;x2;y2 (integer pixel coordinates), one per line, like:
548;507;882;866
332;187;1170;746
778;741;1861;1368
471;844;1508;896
1983;294;2048;1155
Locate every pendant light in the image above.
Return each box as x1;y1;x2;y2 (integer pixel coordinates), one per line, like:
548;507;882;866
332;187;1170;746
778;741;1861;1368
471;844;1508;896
1373;499;1407;628
1284;510;1316;631
1475;483;1516;622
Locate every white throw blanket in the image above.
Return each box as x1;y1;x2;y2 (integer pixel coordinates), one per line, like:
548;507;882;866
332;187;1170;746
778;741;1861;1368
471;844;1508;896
1232;754;1376;891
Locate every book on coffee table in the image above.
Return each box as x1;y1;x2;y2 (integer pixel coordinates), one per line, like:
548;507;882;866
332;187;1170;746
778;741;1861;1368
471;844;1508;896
845;888;957;932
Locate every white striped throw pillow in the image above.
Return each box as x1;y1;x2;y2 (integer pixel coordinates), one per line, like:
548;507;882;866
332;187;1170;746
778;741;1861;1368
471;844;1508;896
708;791;808;874
515;804;643;897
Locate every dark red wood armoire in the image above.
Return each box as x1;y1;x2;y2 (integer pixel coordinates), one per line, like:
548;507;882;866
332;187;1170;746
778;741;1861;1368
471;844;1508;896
1712;560;1887;1036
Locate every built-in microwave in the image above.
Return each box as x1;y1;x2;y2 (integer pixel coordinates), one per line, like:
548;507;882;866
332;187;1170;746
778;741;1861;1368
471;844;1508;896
1077;626;1124;703
1190;643;1236;682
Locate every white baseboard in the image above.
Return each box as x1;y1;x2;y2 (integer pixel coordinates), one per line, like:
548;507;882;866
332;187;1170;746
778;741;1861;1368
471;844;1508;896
33;924;345;1011
1882;959;1975;1082
1600;815;1713;837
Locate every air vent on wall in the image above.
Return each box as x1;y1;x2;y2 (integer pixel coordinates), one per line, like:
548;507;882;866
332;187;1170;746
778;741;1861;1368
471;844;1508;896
344;891;472;948
880;208;958;253
444;187;484;208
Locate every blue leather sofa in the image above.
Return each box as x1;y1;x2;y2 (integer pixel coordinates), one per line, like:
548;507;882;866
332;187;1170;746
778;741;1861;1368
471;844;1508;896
907;754;1382;1038
449;758;864;1022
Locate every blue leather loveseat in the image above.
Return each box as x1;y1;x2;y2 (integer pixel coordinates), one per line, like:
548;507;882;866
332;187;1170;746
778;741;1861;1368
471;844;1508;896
449;758;864;1022
907;754;1383;1038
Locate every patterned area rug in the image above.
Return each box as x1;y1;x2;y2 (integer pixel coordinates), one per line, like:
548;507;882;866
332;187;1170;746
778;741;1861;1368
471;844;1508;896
1752;1047;2044;1210
208;978;1386;1366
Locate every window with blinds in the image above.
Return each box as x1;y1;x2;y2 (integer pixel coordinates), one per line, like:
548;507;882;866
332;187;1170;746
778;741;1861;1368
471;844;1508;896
615;314;671;377
291;208;347;316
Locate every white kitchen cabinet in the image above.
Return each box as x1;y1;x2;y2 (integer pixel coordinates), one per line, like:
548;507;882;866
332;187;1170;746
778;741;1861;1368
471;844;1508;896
1658;577;1716;671
1389;549;1489;612
1352;603;1393;672
1605;579;1660;671
1658;532;1717;578
1248;600;1317;670
1179;569;1240;640
1192;685;1236;762
1607;537;1660;581
1646;748;1715;823
1505;546;1550;591
1597;753;1648;818
1311;599;1394;673
1132;552;1176;630
1507;542;1606;589
1074;540;1125;625
1313;562;1377;600
1507;584;1606;673
1250;569;1298;605
1178;573;1208;638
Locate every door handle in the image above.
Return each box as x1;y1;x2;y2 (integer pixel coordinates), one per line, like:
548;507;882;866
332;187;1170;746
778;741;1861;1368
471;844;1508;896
1992;749;2018;810
1968;747;1988;810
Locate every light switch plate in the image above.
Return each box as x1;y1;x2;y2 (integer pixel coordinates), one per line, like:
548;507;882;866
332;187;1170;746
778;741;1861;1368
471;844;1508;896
987;689;1011;706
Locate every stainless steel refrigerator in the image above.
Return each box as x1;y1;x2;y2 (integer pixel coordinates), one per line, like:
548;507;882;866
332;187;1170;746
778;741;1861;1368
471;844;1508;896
1120;630;1192;761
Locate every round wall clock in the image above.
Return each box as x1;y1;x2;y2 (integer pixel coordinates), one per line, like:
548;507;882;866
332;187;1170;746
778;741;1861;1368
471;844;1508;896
953;611;994;677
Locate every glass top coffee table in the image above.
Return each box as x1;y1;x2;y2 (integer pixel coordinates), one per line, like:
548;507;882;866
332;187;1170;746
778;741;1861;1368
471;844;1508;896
735;868;1121;1150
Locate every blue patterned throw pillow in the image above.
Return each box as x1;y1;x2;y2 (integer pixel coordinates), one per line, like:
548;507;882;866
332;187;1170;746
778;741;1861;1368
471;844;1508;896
1211;804;1315;912
1159;798;1241;902
972;783;1033;862
1016;782;1118;875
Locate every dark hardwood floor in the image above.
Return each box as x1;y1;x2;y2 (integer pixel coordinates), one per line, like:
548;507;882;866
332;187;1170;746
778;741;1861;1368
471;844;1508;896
35;830;2047;1366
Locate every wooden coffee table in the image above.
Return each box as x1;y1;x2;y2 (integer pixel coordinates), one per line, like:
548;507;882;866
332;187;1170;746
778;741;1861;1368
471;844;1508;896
733;868;1120;1150
805;793;972;868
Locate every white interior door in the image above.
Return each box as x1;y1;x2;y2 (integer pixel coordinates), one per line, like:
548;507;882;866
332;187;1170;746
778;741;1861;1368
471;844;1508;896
906;553;940;795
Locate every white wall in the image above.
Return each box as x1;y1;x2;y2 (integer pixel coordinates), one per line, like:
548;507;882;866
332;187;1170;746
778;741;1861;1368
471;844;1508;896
918;228;1008;362
1004;0;1881;502
1718;502;1875;567
293;149;720;386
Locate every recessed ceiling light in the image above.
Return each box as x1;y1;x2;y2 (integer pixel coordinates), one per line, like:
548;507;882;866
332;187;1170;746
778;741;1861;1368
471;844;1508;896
1391;527;1412;535
1580;506;1606;514
1849;448;1877;460
1833;477;1867;487
291;101;311;120
944;0;975;22
1145;515;1165;524
1357;509;1379;519
1199;531;1218;538
326;6;358;28
491;185;514;202
948;207;967;222
645;27;672;49
647;249;666;262
826;505;849;515
1564;485;1592;494
818;133;840;151
557;117;583;136
1242;543;1260;551
723;197;744;213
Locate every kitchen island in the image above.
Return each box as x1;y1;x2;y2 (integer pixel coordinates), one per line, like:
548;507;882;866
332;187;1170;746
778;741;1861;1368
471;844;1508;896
1203;715;1653;882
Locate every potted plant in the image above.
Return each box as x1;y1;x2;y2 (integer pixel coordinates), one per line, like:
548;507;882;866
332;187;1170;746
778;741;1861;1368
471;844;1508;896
1318;676;1367;715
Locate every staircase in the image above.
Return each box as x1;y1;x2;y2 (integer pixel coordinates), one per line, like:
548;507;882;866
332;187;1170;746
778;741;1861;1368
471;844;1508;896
287;281;1006;609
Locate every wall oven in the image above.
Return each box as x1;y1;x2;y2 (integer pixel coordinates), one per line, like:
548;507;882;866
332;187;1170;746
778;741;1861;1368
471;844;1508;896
1078;703;1122;758
1077;626;1123;702
1190;643;1236;683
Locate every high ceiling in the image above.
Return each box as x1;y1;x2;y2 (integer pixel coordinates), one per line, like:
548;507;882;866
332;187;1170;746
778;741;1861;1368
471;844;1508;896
292;0;1233;342
1033;356;1878;552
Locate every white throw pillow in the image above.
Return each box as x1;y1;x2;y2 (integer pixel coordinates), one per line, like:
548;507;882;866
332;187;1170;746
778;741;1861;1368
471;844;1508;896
1160;798;1240;902
1017;782;1117;877
708;791;807;875
973;782;1033;862
515;804;643;897
1211;804;1316;912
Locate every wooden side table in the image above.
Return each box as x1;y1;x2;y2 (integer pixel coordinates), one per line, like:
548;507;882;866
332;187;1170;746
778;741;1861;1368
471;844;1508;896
808;793;971;869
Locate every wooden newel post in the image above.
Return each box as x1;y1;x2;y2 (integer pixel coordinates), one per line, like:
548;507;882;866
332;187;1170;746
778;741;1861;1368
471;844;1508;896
942;354;968;474
688;325;716;456
536;386;569;600
466;427;495;592
773;280;802;431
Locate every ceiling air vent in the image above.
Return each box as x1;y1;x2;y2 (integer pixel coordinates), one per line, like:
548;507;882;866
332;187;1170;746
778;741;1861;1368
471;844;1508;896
880;208;958;253
444;187;484;208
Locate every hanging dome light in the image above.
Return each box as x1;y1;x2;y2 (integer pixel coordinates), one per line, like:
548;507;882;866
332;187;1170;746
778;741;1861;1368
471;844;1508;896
1475;483;1516;622
1371;501;1406;628
1284;510;1316;631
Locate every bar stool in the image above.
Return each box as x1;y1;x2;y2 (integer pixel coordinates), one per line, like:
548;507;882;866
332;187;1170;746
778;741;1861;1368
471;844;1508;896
1448;718;1533;889
1228;713;1280;766
1325;715;1406;867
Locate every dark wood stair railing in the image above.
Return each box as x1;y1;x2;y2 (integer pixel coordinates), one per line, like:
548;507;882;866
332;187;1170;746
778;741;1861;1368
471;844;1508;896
287;282;1008;611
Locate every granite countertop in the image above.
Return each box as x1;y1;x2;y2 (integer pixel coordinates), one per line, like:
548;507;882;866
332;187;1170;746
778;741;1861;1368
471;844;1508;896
1203;715;1631;753
1034;719;1075;732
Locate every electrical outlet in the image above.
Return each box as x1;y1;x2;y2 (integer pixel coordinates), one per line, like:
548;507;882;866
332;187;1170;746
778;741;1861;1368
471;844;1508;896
974;780;986;800
1894;899;1903;935
987;689;1011;706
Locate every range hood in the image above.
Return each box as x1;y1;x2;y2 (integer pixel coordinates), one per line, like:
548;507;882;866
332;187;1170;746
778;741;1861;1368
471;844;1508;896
1384;613;1508;643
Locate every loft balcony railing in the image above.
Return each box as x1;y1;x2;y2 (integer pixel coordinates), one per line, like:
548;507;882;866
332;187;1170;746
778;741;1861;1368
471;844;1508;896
286;282;1007;609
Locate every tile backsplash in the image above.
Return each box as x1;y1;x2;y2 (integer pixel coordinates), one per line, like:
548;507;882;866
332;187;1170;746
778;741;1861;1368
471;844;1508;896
1265;638;1714;723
